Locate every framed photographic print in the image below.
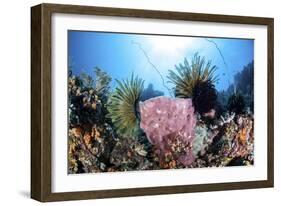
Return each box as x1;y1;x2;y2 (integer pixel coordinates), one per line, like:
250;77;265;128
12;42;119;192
31;3;274;202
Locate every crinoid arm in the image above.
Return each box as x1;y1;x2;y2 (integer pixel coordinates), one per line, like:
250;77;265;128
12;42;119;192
107;73;144;137
167;53;218;115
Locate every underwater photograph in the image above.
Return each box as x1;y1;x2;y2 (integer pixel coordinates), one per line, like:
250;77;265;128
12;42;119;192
67;31;254;174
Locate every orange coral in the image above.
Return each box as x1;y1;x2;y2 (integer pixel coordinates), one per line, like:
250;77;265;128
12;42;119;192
158;152;178;169
83;132;92;146
91;125;101;141
92;102;97;110
95;130;101;139
237;118;253;145
72;127;83;138
238;128;247;144
168;160;177;168
69;143;76;155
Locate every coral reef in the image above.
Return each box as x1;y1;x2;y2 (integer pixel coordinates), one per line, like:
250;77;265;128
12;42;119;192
68;71;154;173
68;69;117;173
69;77;104;126
110;137;154;171
139;96;196;166
68;124;116;173
191;113;254;168
68;58;255;174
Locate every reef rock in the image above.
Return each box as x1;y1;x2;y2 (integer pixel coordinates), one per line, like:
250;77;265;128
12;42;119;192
139;96;196;166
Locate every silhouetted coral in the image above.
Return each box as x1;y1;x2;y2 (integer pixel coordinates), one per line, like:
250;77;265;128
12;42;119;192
218;61;254;112
227;93;245;114
140;83;164;101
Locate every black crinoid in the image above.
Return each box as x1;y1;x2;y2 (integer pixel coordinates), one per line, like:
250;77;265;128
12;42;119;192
192;80;218;115
227;93;245;114
167;53;218;115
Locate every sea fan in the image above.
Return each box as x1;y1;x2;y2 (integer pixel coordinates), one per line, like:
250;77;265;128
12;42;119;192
107;74;144;137
167;53;218;98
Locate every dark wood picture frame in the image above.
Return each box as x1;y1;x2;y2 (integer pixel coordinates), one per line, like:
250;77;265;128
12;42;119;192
31;3;274;202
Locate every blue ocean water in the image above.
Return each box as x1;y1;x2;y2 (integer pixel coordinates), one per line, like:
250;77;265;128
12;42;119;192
68;30;254;95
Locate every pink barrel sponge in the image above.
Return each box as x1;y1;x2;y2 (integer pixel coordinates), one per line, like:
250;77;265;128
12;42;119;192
139;96;197;166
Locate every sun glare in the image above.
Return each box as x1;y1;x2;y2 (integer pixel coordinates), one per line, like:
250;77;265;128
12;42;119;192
147;35;195;56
